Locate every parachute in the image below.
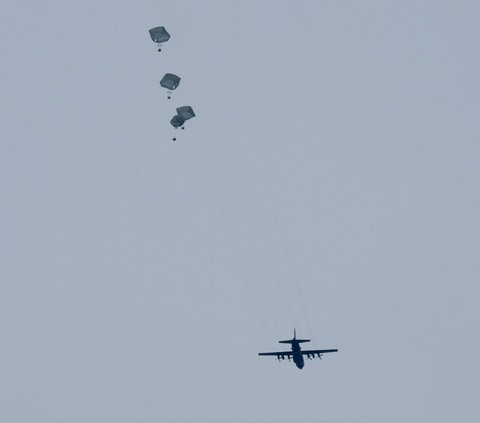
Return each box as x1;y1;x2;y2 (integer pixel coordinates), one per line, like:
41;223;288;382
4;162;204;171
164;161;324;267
170;114;186;128
170;107;195;141
146;26;196;140
170;114;185;141
149;26;170;52
160;73;181;99
176;106;196;121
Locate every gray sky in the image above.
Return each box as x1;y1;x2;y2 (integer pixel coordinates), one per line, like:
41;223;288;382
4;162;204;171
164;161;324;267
1;1;480;422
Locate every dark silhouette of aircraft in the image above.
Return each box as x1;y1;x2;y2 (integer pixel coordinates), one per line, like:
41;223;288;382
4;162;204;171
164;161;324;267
258;329;338;369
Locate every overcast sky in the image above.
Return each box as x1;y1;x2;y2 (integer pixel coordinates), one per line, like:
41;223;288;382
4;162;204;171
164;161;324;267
1;1;480;422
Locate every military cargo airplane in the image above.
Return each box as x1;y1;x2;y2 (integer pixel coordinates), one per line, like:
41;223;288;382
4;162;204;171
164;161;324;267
258;329;338;369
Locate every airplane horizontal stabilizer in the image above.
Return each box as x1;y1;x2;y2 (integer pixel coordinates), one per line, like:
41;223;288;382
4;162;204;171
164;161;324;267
279;338;310;344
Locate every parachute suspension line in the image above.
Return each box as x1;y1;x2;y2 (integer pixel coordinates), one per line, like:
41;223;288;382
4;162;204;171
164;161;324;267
295;278;313;337
167;90;172;100
195;137;273;340
280;229;313;336
228;137;294;338
156;42;163;52
236;139;309;335
241;144;296;328
172;128;178;142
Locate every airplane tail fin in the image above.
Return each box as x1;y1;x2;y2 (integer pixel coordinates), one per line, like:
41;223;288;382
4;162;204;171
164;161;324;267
279;329;310;344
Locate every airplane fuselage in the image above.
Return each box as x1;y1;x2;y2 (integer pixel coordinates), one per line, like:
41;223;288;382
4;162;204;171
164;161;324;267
291;342;304;369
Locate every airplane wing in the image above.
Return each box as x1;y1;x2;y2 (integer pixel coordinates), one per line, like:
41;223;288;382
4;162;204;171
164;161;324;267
258;351;292;357
300;349;338;355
